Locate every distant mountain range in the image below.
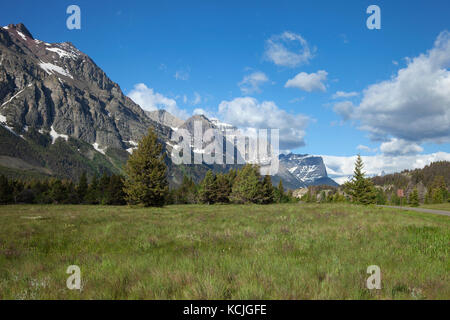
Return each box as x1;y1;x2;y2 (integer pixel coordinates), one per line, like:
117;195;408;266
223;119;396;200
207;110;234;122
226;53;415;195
0;23;338;188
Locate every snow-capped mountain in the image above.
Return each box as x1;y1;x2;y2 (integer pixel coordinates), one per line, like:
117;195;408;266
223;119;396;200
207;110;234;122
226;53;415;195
0;23;170;151
275;153;339;189
281;153;328;184
0;23;338;188
0;23;175;180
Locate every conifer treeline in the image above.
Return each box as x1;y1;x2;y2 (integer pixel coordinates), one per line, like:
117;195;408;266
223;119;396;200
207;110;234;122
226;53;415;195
0;127;297;206
0;172;126;205
0;165;296;205
169;165;296;205
300;155;449;206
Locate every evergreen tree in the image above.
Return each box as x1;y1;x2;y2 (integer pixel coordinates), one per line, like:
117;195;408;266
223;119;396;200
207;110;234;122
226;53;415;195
227;169;237;186
214;173;232;203
48;178;67;204
343;154;377;205
430;176;447;204
260;175;274;204
326;192;334;203
11;179;24;204
375;188;386;205
98;172;110;204
0;175;13;204
230;164;261;204
425;188;433;204
106;175;126;205
123;127;169;206
65;180;79;204
408;188;419;207
185;175;198;204
175;174;189;204
199;170;216;204
77;172;88;203
277;180;285;203
36;180;52;204
391;192;400;206
85;174;99;204
176;174;197;204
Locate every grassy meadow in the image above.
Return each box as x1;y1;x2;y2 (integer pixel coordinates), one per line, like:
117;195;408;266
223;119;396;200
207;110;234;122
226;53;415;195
420;203;450;212
0;203;448;300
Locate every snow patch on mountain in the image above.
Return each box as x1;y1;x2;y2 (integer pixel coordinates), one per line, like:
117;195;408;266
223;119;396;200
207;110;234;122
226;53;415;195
46;47;77;59
16;31;27;41
1;87;27;106
278;153;338;187
50;126;69;144
39;61;73;79
124;140;138;154
92;142;106;155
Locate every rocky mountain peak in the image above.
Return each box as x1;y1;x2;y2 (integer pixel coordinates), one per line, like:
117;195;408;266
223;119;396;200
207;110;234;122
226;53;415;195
145;109;184;129
276;153;339;188
0;22;171;154
15;23;34;39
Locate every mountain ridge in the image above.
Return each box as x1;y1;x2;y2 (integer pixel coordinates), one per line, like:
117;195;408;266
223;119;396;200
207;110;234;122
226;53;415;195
0;23;338;188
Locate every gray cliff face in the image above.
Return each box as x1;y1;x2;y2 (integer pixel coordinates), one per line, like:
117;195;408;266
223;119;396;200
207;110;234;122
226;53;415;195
145;110;184;129
0;23;170;152
277;153;339;188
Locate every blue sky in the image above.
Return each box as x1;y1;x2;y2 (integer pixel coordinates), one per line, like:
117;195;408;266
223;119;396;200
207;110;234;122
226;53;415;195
1;0;450;178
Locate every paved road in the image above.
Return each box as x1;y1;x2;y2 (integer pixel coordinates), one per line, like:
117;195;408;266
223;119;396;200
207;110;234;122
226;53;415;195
377;205;450;217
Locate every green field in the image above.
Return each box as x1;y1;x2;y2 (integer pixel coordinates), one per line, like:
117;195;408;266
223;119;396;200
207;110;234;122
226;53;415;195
0;203;448;300
420;203;450;212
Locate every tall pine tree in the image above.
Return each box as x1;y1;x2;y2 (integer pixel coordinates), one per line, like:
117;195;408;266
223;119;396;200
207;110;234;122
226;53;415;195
77;171;88;203
124;127;168;207
214;173;232;203
408;188;419;207
230;164;261;204
260;175;275;204
343;154;377;205
199;170;216;204
85;174;99;204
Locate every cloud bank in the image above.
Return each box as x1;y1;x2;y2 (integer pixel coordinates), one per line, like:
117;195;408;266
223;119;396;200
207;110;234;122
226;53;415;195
285;70;328;92
128;83;189;119
238;72;269;94
321;152;450;185
218;97;309;151
334;30;450;156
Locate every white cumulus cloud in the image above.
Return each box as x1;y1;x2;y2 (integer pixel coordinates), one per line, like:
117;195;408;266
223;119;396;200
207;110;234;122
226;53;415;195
335;31;450;148
332;91;359;99
128;83;189;119
285;70;328;92
218;97;309;150
357;145;377;153
380;138;424;156
264;31;315;67
238;71;269;94
332;101;354;121
321;152;450;185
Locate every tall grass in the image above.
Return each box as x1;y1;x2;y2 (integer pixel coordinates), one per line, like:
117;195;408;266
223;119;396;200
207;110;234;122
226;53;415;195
0;203;448;299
